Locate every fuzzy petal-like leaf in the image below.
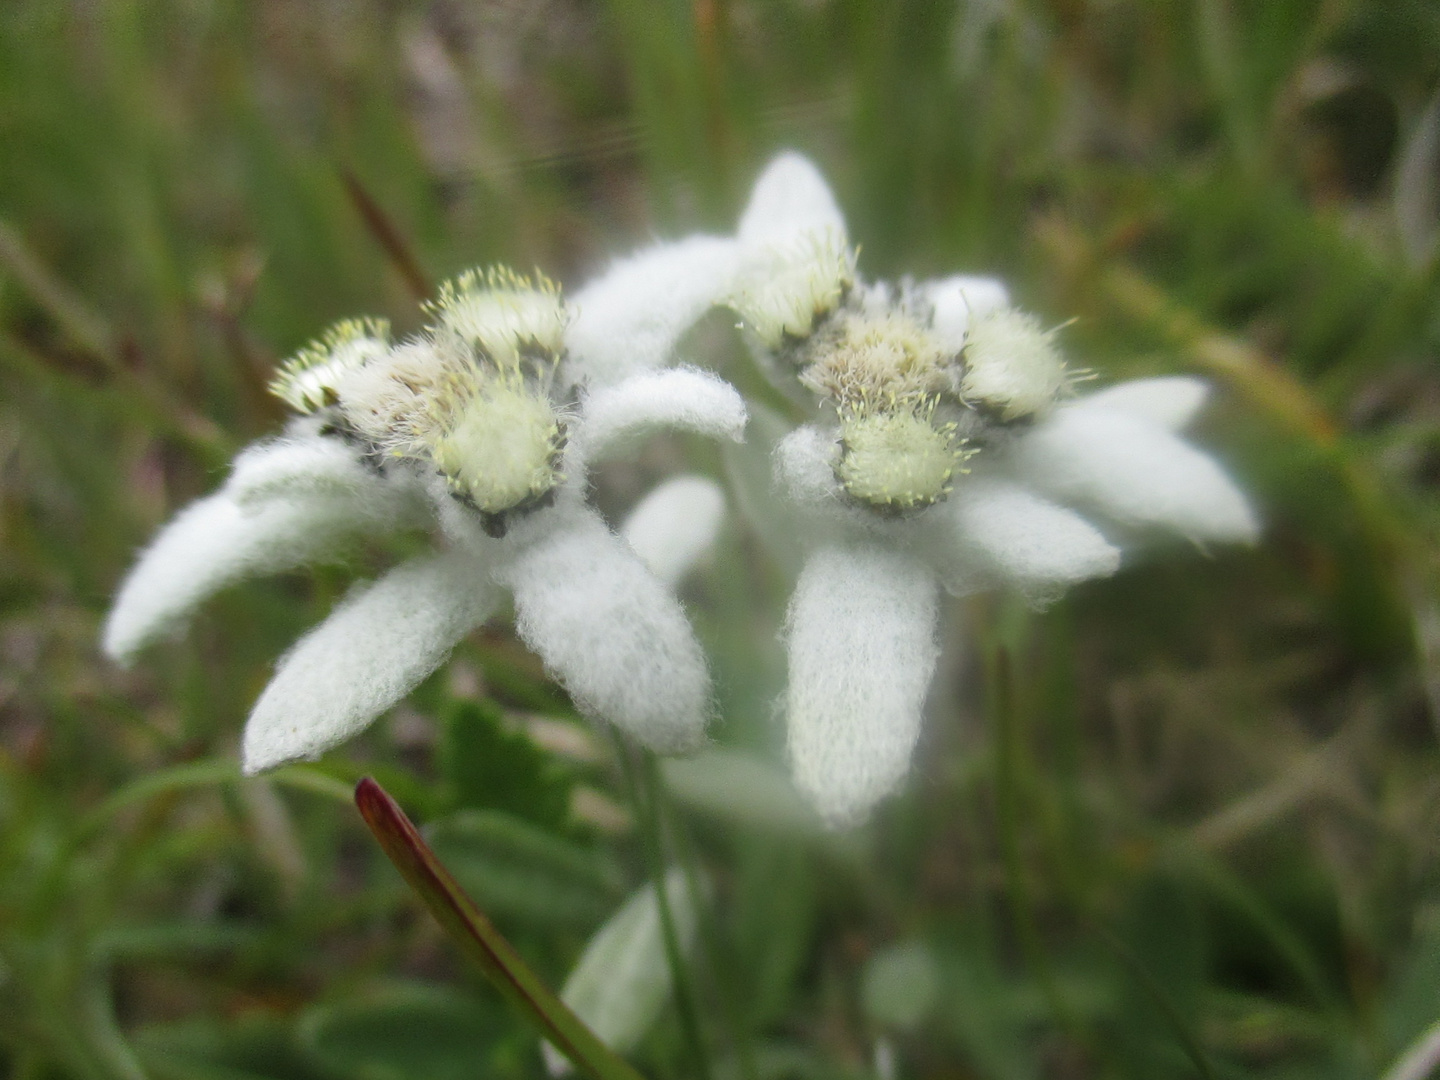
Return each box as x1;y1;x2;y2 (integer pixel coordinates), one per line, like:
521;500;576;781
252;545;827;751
565;237;741;387
229;435;401;506
785;545;939;827
103;474;421;664
937;477;1121;599
499;510;711;753
739;152;847;244
1067;377;1211;432
1013;408;1260;544
773;425;841;505
923;274;1010;352
242;548;498;773
572;368;746;468
620;475;726;589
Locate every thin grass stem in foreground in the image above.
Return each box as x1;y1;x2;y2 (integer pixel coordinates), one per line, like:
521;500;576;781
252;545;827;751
354;776;648;1080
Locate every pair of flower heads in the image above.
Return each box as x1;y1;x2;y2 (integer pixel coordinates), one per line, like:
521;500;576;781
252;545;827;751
104;153;1259;828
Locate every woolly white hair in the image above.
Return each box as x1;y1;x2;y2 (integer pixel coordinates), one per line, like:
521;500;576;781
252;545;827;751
106;221;754;777
498;509;712;754
242;548;498;773
227;436;391;506
937;477;1121;600
103;441;426;664
621;475;726;589
738;151;847;244
566;235;742;388
785;544;940;827
1063;375;1210;432
569;367;747;470
1013;404;1260;543
924;275;1011;352
960;307;1069;421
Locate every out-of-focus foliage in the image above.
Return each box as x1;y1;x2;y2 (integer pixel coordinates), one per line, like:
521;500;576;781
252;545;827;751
2;1;1439;1078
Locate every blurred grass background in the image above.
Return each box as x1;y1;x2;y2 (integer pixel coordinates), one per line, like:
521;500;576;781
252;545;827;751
3;1;1440;1077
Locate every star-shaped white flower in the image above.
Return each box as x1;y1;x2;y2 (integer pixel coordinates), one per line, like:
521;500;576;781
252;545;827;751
727;154;1261;827
104;240;745;773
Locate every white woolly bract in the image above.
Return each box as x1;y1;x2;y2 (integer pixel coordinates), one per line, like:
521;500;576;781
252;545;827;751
498;510;711;753
428;383;564;514
729;229;856;348
228;437;389;506
924;275;1010;352
774;425;843;506
1013;407;1261;544
785;545;940;826
738;152;848;244
937;477;1121;600
542;868;701;1075
242;548;498;774
565;235;742;387
103;476;420;664
1068;376;1210;432
961;307;1069;420
571;367;747;468
621;475;726;589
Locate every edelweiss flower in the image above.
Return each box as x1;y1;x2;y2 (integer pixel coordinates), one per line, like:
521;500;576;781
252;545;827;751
727;154;1260;826
104;239;745;773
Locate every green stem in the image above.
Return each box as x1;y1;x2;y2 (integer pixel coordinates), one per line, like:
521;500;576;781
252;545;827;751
354;779;647;1080
991;648;1089;1049
667;807;759;1080
1089;921;1220;1080
613;737;713;1080
78;964;149;1080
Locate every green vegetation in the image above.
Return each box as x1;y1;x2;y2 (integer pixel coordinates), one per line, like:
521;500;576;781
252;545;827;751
2;1;1439;1077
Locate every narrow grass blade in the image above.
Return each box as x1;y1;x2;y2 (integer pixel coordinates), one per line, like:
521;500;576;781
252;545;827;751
354;777;648;1080
340;170;432;303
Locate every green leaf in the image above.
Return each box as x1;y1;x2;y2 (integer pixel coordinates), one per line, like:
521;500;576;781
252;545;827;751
548;869;703;1071
425;808;624;927
298;982;499;1080
441;699;573;829
133;1016;332;1080
862;940;940;1032
661;747;824;839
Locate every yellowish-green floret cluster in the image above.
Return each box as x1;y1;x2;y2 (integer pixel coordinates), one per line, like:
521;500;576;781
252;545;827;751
428;382;565;516
836;409;970;511
428;265;568;365
269;318;392;414
727;227;1076;514
728;230;856;348
267;267;572;535
961;307;1069;421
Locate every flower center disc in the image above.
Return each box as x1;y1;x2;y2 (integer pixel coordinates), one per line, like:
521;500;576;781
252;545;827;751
837;411;958;512
431;386;564;515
